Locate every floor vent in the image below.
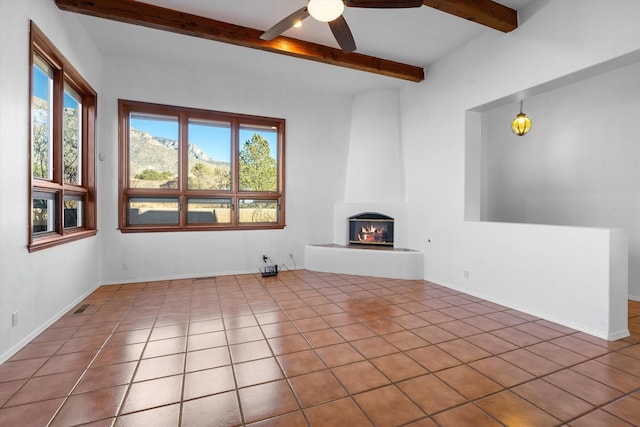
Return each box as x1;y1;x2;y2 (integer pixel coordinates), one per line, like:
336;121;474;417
193;276;217;281
73;304;92;314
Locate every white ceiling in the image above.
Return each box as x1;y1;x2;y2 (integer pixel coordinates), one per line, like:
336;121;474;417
70;0;535;94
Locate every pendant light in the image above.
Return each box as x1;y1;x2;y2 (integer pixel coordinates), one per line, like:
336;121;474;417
511;100;532;136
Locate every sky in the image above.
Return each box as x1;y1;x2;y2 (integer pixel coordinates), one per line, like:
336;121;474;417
130;116;278;163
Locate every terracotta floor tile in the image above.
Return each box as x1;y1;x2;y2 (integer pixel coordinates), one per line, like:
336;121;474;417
334;323;377;341
275;350;323;378
142;336;186;359
499;348;563;376
234;357;284;388
246;410;308;427
526;341;588;366
354;385;425;426
406;345;462;372
465;332;518;355
0;357;49;381
268;334;311;355
184;365;236;400
239;380;299;423
435;365;502;400
8;341;65;361
229;340;273;363
398;374;466;415
260;321;299;339
332;360;390;394
50;385;127;426
432;403;500;427
181;391;242;427
351;336;399;358
413;325;457;344
436;339;491;363
91;343;145;367
491;327;543;347
292;316;330;332
569;408;634;427
0;397;64;426
134;353;184;381
5;370;81;407
120;375;183;414
35;351;96;376
383;330;429;351
304;397;372;427
114;403;180;427
461;316;506;332
476;390;560;427
544;369;623;406
315;342;364;367
303;328;345;347
371;353;427;382
363;318;404;335
551;335;610;358
73;361;137;394
289;370;347;407
468;356;534;387
512;379;594;421
3;272;640;427
603;395;640;425
596;352;640;376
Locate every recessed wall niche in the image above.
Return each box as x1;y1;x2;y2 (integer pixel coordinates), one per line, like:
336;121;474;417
464;51;640;297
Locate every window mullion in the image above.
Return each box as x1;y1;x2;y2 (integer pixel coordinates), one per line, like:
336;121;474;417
179;112;189;227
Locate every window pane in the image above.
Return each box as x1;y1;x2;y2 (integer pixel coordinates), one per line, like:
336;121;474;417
128;197;179;225
238;199;278;224
63;195;83;228
32;54;53;180
187;198;231;224
187;119;231;190
63;84;82;184
33;191;57;234
239;125;278;192
129;113;179;189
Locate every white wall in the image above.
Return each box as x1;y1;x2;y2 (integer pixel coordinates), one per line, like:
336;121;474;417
97;30;352;284
401;0;640;338
0;0;103;362
481;62;640;300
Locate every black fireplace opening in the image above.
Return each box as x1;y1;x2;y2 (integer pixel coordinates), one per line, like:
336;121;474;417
348;212;394;247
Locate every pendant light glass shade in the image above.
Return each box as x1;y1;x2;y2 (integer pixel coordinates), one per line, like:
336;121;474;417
511;100;532;136
308;0;344;22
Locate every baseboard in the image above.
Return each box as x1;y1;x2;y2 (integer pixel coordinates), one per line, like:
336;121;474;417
0;282;101;364
629;294;640;302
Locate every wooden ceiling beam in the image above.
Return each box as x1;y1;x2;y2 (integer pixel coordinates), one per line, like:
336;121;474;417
422;0;518;33
54;0;425;82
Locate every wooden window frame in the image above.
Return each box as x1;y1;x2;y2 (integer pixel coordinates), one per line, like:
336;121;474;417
118;100;286;232
29;22;97;252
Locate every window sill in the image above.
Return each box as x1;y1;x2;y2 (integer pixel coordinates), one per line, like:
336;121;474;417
28;229;98;252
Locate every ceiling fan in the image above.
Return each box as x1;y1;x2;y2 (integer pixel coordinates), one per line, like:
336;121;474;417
260;0;423;54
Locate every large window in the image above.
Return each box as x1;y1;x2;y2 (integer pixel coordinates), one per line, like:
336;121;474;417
118;100;285;232
29;22;97;251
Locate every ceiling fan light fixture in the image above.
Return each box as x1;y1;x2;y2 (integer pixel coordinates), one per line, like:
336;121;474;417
308;0;345;22
511;100;532;136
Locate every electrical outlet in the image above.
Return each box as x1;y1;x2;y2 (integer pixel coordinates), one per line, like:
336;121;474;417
464;270;470;279
122;262;128;271
12;311;18;327
289;252;294;259
262;255;268;263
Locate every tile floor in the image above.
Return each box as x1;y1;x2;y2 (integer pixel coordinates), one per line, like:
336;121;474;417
0;270;639;426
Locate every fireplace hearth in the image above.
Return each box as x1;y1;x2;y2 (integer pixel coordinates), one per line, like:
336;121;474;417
349;212;394;247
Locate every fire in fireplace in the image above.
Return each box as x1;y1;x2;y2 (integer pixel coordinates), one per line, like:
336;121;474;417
348;213;394;247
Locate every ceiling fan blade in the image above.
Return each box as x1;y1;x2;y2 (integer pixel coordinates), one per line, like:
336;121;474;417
345;0;422;8
260;6;310;41
328;15;356;53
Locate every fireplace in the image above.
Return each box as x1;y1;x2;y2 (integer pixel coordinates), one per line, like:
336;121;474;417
348;212;394;247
